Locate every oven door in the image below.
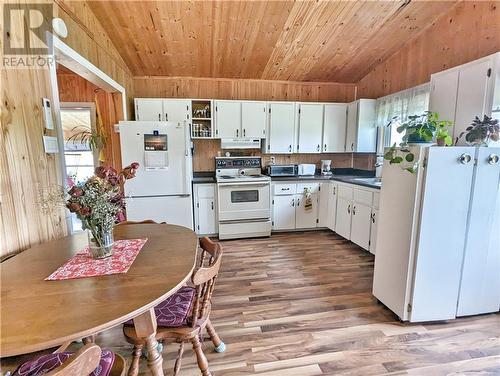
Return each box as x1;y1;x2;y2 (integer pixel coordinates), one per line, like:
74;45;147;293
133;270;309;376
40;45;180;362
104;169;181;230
217;182;271;221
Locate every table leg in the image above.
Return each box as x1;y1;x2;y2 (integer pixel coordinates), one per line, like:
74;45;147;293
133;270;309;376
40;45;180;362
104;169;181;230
133;308;163;376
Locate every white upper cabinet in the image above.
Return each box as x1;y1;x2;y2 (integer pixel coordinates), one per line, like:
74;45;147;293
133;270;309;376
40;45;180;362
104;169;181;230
429;69;459;130
429;52;499;146
323;104;347;152
297;103;323;153
215;100;241;139
454;59;492;143
135;99;190;123
267;102;296;153
241;101;267;138
345;99;376;152
162;99;191;123
135;99;163;121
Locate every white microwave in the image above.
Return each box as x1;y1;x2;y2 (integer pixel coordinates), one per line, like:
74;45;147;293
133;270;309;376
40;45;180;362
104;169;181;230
297;164;316;176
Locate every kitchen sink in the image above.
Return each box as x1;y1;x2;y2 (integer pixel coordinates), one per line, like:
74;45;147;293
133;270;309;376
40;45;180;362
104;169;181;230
351;177;382;186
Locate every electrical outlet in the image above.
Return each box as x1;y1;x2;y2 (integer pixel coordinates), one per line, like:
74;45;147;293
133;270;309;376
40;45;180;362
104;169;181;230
270;156;276;165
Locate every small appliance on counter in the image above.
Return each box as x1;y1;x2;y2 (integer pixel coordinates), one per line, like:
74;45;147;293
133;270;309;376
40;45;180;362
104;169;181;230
266;164;297;177
297;164;316;176
321;160;332;176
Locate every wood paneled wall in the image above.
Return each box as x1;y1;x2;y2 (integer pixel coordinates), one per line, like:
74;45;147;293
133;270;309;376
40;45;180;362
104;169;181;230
1;0;133;256
192;140;361;172
133;77;357;103
57;71;122;170
357;1;500;98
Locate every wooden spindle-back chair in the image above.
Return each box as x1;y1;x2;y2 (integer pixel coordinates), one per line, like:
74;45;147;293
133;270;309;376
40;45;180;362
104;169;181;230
123;237;224;376
8;344;126;376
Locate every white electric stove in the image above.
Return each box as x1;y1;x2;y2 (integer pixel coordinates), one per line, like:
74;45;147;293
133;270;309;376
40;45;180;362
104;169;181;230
215;157;271;239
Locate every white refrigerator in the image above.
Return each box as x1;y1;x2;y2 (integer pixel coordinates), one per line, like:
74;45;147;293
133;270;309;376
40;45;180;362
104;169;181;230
119;121;193;229
373;146;500;322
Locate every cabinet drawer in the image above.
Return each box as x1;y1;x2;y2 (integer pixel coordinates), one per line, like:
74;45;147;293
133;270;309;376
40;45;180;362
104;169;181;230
338;185;353;200
296;183;320;194
273;183;296;195
373;192;380;209
353;188;373;206
197;184;215;198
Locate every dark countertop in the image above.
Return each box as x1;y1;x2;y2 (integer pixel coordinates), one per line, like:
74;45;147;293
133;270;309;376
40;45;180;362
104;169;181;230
192;169;381;189
269;168;381;190
192;172;216;184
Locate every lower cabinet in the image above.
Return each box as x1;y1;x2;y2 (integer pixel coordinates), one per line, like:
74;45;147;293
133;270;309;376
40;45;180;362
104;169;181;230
295;193;318;229
272;182;319;230
273;194;296;230
271;180;380;254
334;183;380;253
335;197;352;240
193;183;217;235
350;203;372;250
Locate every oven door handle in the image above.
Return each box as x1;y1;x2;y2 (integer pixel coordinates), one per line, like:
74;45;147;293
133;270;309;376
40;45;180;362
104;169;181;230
218;183;270;188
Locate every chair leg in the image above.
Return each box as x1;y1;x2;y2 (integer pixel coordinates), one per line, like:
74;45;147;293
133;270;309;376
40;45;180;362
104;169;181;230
191;335;212;376
173;341;184;376
128;343;143;376
206;320;226;353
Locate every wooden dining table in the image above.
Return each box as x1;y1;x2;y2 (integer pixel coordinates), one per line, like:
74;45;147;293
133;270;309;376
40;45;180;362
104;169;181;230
0;223;198;376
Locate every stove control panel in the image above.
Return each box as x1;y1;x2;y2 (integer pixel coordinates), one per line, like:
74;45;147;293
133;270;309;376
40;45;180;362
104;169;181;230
215;157;262;169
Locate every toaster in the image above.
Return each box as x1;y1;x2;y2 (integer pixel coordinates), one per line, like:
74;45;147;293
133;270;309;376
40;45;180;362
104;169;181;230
297;164;316;176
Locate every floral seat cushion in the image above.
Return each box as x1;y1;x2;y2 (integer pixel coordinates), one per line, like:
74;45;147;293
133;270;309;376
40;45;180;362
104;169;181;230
12;348;115;376
125;286;196;327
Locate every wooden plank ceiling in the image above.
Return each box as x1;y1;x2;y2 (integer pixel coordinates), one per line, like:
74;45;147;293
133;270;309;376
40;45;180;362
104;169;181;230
87;0;459;82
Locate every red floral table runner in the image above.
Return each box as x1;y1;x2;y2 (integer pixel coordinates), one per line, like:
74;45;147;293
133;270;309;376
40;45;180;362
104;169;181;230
46;238;148;281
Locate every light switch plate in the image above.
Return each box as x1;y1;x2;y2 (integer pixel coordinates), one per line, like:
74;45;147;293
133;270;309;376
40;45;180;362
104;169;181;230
43;136;59;154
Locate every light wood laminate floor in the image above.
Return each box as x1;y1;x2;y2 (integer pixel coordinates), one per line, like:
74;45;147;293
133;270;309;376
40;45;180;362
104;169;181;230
2;231;500;375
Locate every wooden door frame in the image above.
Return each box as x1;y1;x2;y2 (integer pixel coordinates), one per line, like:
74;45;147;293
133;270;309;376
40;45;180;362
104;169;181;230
47;34;127;232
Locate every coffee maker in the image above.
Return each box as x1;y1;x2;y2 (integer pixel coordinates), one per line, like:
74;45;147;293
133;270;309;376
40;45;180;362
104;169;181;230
321;160;332;175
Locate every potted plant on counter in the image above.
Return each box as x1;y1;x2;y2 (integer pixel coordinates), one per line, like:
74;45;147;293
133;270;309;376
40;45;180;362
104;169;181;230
66;163;139;259
458;115;499;146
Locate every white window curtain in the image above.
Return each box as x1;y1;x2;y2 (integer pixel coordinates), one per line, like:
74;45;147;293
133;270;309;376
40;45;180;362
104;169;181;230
376;83;431;147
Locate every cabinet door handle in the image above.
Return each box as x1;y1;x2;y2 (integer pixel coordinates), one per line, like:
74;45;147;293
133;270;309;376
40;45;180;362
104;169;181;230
333;187;336;195
288;145;292;152
324;143;327;151
165;113;168;121
317;144;320;151
291;199;295;207
351;143;354;151
347;204;351;214
297;199;300;206
372;212;376;223
211;201;214;210
243;128;246;137
282;188;290;191
352;206;356;215
236;129;239;138
158;113;161;121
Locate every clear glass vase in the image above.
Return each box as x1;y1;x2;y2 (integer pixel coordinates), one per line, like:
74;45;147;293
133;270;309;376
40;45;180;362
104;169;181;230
88;228;114;259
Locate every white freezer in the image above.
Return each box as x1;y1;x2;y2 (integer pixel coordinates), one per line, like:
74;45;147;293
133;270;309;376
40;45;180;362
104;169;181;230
125;196;193;230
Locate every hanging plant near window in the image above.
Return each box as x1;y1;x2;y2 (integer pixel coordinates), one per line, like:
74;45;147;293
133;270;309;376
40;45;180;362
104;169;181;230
68;125;107;151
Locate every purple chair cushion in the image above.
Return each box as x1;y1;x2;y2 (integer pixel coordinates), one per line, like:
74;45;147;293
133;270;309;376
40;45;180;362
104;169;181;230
125;286;196;328
12;348;115;376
